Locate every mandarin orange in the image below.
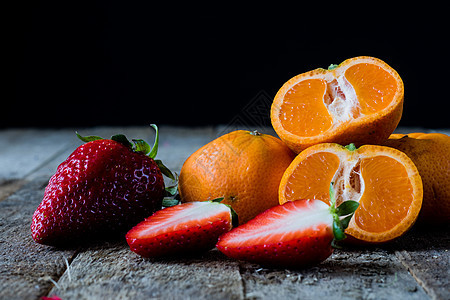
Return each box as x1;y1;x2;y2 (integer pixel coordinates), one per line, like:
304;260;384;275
279;143;423;243
271;56;404;153
178;130;295;224
385;133;450;225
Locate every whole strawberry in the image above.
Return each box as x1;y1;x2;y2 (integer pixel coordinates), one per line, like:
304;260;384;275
31;125;173;246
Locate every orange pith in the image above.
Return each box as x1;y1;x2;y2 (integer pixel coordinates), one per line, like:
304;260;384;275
271;56;404;153
279;143;423;243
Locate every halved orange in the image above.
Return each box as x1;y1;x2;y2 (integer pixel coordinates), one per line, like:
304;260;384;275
271;56;404;153
279;143;423;243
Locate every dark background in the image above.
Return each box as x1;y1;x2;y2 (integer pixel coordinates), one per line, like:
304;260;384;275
7;3;448;129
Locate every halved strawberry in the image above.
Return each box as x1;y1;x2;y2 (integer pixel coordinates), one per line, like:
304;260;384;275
216;183;358;268
126;199;238;258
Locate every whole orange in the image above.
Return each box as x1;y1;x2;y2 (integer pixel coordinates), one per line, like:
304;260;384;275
178;130;296;224
384;133;450;225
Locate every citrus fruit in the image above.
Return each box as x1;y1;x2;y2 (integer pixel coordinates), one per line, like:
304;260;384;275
279;143;423;243
271;56;404;153
385;132;450;225
178;130;295;224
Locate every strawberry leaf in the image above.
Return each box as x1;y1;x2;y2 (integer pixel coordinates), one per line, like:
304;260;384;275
155;159;176;180
165;184;178;197
230;206;239;228
329;184;359;247
132;139;151;154
339;214;354;230
111;134;133;148
162;198;181;207
76;132;103;142
333;220;346;241
210;197;225;203
336;200;359;217
209;197;239;227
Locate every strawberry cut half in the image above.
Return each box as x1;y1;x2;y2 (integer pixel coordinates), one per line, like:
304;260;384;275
126;199;237;258
216;183;358;268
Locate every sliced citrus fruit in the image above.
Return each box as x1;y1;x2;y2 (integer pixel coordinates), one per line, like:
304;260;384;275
271;56;404;153
279;143;423;243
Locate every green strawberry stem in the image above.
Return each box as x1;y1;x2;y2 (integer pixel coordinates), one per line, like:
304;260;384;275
148;124;159;159
328;182;359;246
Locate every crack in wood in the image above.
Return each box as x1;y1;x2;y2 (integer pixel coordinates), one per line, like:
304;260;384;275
394;250;438;300
42;249;81;298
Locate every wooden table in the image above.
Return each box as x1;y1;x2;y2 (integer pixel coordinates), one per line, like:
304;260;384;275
1;126;449;300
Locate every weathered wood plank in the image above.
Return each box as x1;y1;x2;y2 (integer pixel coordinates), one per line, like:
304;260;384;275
238;247;429;299
48;244;433;300
0;128;74;180
0;178;79;300
391;227;450;300
0;179;25;202
0;129;73;204
49;245;244;299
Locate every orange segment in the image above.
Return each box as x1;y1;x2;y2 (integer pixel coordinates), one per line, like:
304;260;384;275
279;143;423;243
279;79;332;137
356;156;413;233
283;151;340;204
271;56;404;153
345;63;398;114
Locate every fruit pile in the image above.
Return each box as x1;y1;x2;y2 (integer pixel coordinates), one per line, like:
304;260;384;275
31;56;449;269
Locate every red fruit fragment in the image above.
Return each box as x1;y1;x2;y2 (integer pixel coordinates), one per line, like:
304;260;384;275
126;201;234;258
216;199;335;268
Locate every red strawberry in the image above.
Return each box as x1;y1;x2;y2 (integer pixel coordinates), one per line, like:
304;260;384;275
126;199;238;258
216;184;358;268
31;125;174;246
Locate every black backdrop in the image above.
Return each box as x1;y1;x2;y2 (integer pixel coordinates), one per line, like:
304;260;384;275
7;3;449;129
